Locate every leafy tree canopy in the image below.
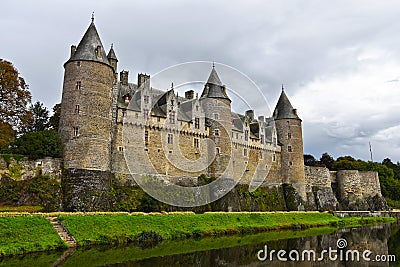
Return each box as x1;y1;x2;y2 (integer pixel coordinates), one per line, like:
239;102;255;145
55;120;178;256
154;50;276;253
26;101;50;132
0;59;32;132
10;129;61;159
48;103;61;131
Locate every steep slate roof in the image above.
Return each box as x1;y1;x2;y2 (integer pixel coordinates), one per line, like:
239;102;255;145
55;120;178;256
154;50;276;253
107;45;118;61
273;89;300;120
201;67;230;100
67;22;110;66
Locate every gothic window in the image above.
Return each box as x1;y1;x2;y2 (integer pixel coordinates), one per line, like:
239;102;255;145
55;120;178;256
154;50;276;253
76;81;81;90
73;127;79;137
214;129;220;136
195;117;200;129
245;130;249;141
288;145;292;152
288;132;292;139
167;133;173;144
193;138;199;148
74;105;80;114
144;95;149;104
169;111;176;123
143;109;149;120
215;147;220;154
144;130;149;143
236;133;238;139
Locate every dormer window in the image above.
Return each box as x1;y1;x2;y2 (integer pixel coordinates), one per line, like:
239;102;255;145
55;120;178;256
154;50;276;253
95;45;102;58
124;94;131;103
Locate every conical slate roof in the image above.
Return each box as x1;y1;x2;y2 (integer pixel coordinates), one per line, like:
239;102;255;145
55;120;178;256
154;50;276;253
67;22;110;66
207;67;222;86
107;45;118;61
273;89;300;120
201;67;230;100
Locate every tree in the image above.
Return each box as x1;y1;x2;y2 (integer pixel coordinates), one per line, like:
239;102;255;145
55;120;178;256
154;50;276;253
319;152;335;170
26;101;49;132
10;129;61;159
0;59;32;132
0;121;16;150
304;154;317;166
48;103;61;131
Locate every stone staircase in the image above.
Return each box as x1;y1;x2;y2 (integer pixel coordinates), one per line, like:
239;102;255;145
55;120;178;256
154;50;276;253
48;217;77;248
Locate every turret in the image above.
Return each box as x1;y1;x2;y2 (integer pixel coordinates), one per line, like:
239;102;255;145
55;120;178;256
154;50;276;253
59;17;114;211
200;66;232;178
107;44;118;73
273;87;306;205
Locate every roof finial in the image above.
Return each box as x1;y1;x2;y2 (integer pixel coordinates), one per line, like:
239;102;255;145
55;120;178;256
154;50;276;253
111;43;113;49
212;61;215;68
282;84;284;92
171;82;174;89
91;12;95;23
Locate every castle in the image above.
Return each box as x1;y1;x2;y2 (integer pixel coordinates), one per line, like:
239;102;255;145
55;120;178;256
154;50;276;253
58;19;386;211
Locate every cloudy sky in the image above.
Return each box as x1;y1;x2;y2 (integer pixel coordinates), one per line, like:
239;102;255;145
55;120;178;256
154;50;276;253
2;0;400;162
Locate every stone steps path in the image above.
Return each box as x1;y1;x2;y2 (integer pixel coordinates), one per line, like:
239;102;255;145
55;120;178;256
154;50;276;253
48;217;77;248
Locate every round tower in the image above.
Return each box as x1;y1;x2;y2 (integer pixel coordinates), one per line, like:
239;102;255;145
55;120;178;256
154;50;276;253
59;19;115;211
199;66;233;178
273;88;306;206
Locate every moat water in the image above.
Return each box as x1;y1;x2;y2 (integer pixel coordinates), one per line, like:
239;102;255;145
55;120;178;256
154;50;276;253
1;222;399;267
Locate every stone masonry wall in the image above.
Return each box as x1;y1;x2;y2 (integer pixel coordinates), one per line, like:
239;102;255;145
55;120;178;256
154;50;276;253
0;156;62;181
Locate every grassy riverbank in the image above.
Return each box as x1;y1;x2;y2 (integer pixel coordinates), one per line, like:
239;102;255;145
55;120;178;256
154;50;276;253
0;212;395;256
0;216;66;256
58;212;395;246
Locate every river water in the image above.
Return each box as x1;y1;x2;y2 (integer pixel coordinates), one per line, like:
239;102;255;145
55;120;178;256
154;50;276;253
1;222;399;266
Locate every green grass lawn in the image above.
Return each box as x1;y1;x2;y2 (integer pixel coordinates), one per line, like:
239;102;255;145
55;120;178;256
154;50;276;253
0;216;66;256
58;212;395;246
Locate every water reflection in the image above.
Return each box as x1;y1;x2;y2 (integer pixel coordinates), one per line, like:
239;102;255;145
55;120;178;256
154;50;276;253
1;223;399;267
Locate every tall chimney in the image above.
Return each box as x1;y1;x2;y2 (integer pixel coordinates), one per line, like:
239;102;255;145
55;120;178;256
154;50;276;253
120;70;129;86
70;45;76;57
185;90;195;99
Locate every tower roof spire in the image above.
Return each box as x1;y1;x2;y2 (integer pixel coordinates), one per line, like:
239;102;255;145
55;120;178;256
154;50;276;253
200;65;230;101
91;12;95;23
273;88;300;120
66;19;111;66
107;43;118;61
